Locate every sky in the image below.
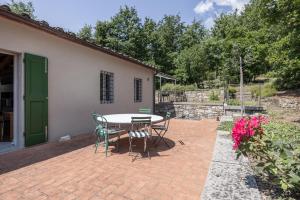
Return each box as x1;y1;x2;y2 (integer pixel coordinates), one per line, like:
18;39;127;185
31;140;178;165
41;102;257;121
0;0;250;32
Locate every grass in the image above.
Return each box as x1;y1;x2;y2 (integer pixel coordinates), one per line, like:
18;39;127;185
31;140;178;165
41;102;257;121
209;90;220;101
161;83;198;91
218;121;233;132
227;99;258;106
250;82;277;98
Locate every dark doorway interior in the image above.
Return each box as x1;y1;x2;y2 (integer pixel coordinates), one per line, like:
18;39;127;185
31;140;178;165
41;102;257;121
0;53;14;143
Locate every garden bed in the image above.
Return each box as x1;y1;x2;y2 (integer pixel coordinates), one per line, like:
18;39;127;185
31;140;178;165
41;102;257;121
218;119;300;200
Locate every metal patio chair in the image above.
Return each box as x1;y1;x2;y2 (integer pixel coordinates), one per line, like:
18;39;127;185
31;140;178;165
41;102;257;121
138;108;151;114
128;116;152;159
152;112;171;148
91;113;125;157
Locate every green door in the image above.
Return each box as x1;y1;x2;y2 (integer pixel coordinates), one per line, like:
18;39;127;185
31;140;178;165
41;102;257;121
24;53;48;147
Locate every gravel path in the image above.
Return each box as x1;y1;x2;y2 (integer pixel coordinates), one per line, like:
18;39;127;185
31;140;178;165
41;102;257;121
201;117;261;200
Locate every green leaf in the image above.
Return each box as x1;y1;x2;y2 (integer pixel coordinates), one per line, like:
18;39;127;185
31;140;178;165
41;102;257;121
289;174;300;184
280;180;288;191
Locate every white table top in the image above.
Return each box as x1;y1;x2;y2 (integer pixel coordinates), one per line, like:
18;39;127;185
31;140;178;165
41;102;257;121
100;113;164;124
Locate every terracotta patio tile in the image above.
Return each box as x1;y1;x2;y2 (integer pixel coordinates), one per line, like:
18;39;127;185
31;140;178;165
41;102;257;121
0;119;218;200
0;191;22;200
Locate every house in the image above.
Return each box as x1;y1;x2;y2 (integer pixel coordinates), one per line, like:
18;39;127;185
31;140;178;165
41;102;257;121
0;5;157;150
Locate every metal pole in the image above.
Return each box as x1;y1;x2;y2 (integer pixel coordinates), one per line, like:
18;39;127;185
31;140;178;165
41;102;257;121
240;56;244;116
159;76;162;102
160;76;162;90
259;83;262;107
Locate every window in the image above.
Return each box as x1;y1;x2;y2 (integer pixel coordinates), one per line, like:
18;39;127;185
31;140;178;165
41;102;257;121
134;78;142;102
100;71;114;104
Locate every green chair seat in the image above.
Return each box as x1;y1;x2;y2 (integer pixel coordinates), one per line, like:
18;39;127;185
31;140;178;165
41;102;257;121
138;108;151;114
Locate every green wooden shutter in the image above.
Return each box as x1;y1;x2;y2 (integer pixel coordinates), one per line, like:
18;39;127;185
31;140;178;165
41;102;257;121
24;53;48;147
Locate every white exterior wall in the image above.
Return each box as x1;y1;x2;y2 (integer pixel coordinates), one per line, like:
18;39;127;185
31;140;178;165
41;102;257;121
0;17;154;142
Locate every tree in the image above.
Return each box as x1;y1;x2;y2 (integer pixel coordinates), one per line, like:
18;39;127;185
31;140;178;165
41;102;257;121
76;0;300;89
211;8;271;84
77;24;93;41
142;17;158;63
104;6;146;60
8;0;35;19
94;21;110;46
180;19;207;49
155;15;185;73
258;0;300;89
174;44;209;87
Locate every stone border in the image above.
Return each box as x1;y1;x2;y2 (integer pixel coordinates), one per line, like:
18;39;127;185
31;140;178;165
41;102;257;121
201;130;261;200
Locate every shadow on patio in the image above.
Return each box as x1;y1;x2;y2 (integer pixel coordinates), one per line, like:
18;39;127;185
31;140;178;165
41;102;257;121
110;136;176;154
0;132;177;174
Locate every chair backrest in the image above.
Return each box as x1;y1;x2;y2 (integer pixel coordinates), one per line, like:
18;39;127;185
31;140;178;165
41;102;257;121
91;113;107;137
91;112;102;126
164;112;172;130
130;116;152;131
97;115;108;129
138;108;151;114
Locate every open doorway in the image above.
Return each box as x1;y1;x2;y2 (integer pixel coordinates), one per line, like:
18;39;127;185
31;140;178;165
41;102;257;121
0;53;14;153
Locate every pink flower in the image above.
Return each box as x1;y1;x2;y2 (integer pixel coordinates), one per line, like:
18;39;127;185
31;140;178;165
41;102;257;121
231;115;269;150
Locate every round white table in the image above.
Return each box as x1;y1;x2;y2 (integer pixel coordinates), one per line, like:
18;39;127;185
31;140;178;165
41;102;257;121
101;113;164;125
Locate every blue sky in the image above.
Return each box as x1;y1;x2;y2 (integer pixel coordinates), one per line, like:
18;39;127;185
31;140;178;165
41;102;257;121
0;0;249;32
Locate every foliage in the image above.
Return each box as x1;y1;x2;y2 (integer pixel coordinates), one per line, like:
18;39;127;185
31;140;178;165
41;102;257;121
227;99;240;106
9;1;296;89
76;1;299;89
211;0;300;89
218;121;233;132
258;0;300;90
250;85;260;98
227;99;257;106
257;122;300;194
232;115;268;151
174;44;210;87
233;118;300;195
8;0;35;19
77;6;209;84
183;84;198;91
77;24;93;41
203;75;223;89
262;82;277;97
228;86;237;98
209;91;220;101
160;83;197;92
250;82;277;98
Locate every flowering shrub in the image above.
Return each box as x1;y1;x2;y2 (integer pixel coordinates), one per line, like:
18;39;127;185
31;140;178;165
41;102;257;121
232;115;268;152
232;117;300;196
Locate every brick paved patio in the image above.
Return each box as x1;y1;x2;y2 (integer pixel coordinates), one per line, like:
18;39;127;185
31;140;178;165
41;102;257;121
0;119;218;200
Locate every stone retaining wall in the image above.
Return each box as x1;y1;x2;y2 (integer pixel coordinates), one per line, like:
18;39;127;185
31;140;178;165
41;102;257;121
185;90;223;102
156;89;224;103
155;102;266;120
263;97;300;110
155;102;224;120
